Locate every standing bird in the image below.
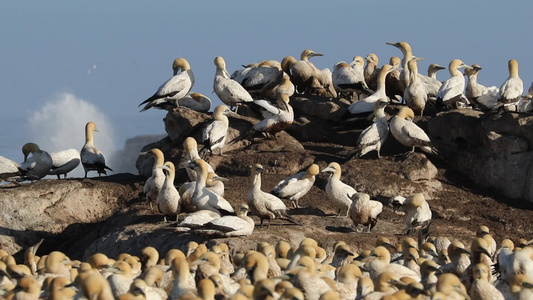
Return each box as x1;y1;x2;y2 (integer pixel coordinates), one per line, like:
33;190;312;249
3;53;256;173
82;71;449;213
393;193;432;235
346;99;389;159
386;41;414;92
332;59;373;98
157;161;181;221
404;58;428;116
247;164;299;228
200;105;235;158
19;143;53;180
364;53;380;92
271;164;320;208
139;148;165;203
80;122;112;178
281;50;324;95
464;64;499;110
348;192;383;233
213;56;254;112
139;57;195;112
249;94;294;139
496;59;524;112
321;162;356;217
389;107;439;156
347;64;396;115
183;137;214;181
436;59;473;109
47;148;81;179
266;73;295;99
386;56;403;101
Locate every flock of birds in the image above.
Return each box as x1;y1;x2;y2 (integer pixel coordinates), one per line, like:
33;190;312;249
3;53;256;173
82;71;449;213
0;41;532;299
1;229;533;299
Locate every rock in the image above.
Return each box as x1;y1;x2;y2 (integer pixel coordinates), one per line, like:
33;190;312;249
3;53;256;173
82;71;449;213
290;96;350;122
163;107;211;143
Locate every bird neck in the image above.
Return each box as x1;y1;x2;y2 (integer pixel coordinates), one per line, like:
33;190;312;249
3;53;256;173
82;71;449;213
85;128;94;145
252;173;262;191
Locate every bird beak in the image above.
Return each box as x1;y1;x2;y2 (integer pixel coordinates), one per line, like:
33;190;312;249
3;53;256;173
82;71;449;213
212;175;229;182
456;248;471;255
461;64;473;70
321;167;333;173
311;52;324;57
472;66;482;71
413;57;426;62
256;166;266;173
436;66;446;70
386;42;400;48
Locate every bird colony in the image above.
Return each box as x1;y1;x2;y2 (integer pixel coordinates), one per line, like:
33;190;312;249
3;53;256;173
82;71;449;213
0;41;532;299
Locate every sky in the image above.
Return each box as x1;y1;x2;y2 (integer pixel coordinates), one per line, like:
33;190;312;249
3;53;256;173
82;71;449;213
1;1;532;174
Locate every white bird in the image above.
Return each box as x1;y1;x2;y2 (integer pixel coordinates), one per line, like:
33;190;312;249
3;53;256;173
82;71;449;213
47;148;81;179
364;53;380;92
281;50;326;95
496;59;524;112
347;99;389;159
247;164;299;228
321;162;356;217
157;161;181;221
19;142;53;180
177;92;211;112
213;56;254;111
177;210;220;229
270;164;319;208
200;104;235;157
179;172;227;213
404;58;428;116
183;137;214;182
80;121;112;178
199;203;255;237
266;73;295;99
187;159;234;215
348;64;396;115
348;192;383;233
0;155;21;182
436;59;472;109
139;148;165;203
332;59;372;98
139;57;195;112
464;64;499;110
251;94;293;138
366;246;421;282
389;107;439;156
239;61;283;94
394;193;432;235
386;41;415;92
427;63;445;80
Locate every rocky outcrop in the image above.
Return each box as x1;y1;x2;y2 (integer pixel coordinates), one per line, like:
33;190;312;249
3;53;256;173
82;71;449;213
428;109;533;202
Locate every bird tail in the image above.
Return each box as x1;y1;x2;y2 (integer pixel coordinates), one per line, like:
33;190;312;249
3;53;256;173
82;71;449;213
345;146;362;160
277;210;300;226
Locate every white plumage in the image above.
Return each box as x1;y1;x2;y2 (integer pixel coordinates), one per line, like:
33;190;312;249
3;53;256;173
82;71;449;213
19;143;53;180
396;193;432;234
332;60;372;97
47;148;81;179
348;192;383;232
347;99;389;159
188;159;234;215
321;162;356;217
177;92;211;112
201;203;255;237
348;64;395;115
183;137;214;181
157;161;181;219
139;58;195;112
80;122;112;178
271;164;319;208
436;59;472;109
389;107;438;156
140;148;165;203
201;105;234;157
404;58;428;116
497;59;524;111
464;64;499;110
213;56;253;110
251;94;293;135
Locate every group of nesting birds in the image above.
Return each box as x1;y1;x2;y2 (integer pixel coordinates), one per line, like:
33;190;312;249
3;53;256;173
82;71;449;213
2;231;533;299
0;121;112;183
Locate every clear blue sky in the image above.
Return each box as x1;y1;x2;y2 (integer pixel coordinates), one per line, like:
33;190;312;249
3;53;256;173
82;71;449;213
1;1;532;165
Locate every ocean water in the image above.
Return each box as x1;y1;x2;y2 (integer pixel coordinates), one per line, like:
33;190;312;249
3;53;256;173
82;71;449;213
0;93;166;178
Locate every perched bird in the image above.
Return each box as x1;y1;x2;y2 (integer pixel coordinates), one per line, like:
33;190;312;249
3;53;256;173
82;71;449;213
346;99;389;159
266;73;295;99
440;240;471;277
332;59;372;98
247;164;299;228
347;64;396;115
183;137;214;182
386;41;414;92
200;105;235;157
385;56;403;101
157;161;181;221
366;246;421;282
348;192;383;233
179;172;228;212
139;57;195;112
177;92;212;112
80;122;112;178
47;148;81;179
239;60;283;95
393;193;432;235
364;53;380;92
187;159;234;215
19;142;53;180
199;203;255;237
428;63;446;80
139;148;165;203
270;164;320;208
282;50;326;95
389;107;439;156
404;58;428;116
176;209;220;230
496;59;524;112
213;56;254;111
464;64;499;110
436;59;472;109
321;162;356;217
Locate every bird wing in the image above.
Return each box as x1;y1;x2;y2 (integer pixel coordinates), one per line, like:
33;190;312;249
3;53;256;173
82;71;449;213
437;76;464;102
400;121;432;147
49;149;80;168
253;100;281;117
499;77;524;103
205;216;247;233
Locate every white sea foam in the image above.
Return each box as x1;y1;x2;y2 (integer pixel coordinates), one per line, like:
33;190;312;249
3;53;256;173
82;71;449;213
27;92;117;178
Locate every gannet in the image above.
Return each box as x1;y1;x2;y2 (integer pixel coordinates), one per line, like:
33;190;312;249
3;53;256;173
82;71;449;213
436;273;470;300
139;57;194;112
199;203;255;237
386;56;403;102
80;122;112;178
8;276;41;300
176;92;212;112
505;274;533;300
19;142;53;180
0;155;20;182
428;63;446;80
247;164;299;228
475;226;497;260
48;277;77;300
80;272;115;300
420;259;440;293
249;93;294;138
170;256;196;299
318;68;338;98
404;58;428;116
496;59;524;112
200;104;235;157
347;64;396;115
280;287;304;300
183;137;214;181
139;148;165;203
157;161;181;220
287;256;333;300
464;64;499;110
107;261;134;298
281;50;324;95
396;193;432;235
436;59;472;109
231;62;260;83
239;61;283;95
321;162;356;217
386;42;414;92
270;163;319;208
348;192;383;232
364;53;380;92
179;172;228;212
267;73;295;99
47;148;81;179
213;56;253;111
389;107;439;156
440;240;471;277
519;82;533;112
366;246;421;282
332;60;372;98
257;243;282;278
346;99;389;159
187;159;234;215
